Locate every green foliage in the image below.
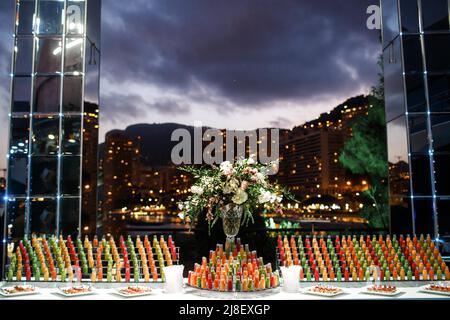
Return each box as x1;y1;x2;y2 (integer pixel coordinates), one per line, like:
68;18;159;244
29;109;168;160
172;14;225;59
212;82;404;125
339;93;389;230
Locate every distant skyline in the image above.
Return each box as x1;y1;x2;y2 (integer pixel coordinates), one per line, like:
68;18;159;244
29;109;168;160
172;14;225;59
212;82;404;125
0;0;381;168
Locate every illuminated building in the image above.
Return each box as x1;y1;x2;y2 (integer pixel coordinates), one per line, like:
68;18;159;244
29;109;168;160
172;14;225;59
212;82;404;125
381;0;450;236
278;96;371;198
4;0;101;240
103;130;140;214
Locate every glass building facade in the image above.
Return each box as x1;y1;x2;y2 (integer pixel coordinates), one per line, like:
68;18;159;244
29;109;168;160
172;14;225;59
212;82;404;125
381;0;450;237
4;0;101;243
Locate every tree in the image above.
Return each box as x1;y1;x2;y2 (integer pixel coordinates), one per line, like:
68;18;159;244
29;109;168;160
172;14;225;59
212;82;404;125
339;57;389;229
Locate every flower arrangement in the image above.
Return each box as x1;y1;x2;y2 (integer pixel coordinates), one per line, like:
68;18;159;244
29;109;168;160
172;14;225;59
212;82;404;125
178;158;289;233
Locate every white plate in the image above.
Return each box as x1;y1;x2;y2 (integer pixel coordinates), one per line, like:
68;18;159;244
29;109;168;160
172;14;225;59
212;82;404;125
360;286;403;297
114;287;153;298
419;285;450;297
56;286;95;297
302;286;345;297
0;286;39;297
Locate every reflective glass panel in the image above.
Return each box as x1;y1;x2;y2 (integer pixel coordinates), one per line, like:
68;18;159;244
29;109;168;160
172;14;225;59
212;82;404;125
60;156;80;195
422;0;450;31
59;197;80;236
16;0;36;35
383;37;405;121
399;0;419;33
64;37;84;73
402;35;423;73
35;37;62;73
411;155;432;196
12;76;32;113
387;116;410;197
33;76;61;113
30;156;57;196
61;116;81;155
405;74;426;113
10;117;30;155
62;76;83;112
6;199;26;241
424;34;450;73
428;74;450;113
437;199;450;238
431;114;450;154
14;37;33;75
31;115;59;155
390;197;413;235
435;155;450;196
36;0;64;35
30;198;56;234
66;1;85;35
7;157;28;196
381;0;399;46
408;115;429;153
413;199;434;236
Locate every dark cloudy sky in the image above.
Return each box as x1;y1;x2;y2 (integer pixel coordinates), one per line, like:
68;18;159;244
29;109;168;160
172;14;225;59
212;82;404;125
0;0;381;168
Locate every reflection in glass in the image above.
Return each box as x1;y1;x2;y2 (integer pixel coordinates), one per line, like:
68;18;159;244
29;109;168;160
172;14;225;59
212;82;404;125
431;115;450;154
62;116;81;154
402;35;423;73
411;155;432;196
36;0;64;35
434;155;450;196
7;157;28;196
405;74;426;113
428;74;450;112
32;116;59;155
35;37;62;73
60;156;81;195
381;0;399;46
387;116;410;198
408;115;429;154
399;0;419;33
10;117;30;155
65;38;84;73
63;76;83;112
383;37;405;121
33;76;61;113
59;198;80;236
30;198;56;234
422;0;450;31
30;156;57;196
413;199;434;235
16;0;35;35
437;200;450;237
66;1;86;35
12;76;32;113
424;34;450;73
6;199;26;241
14;37;33;75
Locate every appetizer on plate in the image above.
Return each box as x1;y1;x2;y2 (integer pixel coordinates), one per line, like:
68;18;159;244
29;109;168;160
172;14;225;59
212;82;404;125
421;283;450;296
304;285;344;296
58;285;94;296
0;285;37;296
363;285;401;296
117;286;152;296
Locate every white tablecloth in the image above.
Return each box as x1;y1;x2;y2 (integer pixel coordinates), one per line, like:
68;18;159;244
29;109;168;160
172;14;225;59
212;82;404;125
1;281;449;300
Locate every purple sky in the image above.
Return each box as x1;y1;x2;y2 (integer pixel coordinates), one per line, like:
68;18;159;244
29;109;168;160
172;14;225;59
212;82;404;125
0;0;382;168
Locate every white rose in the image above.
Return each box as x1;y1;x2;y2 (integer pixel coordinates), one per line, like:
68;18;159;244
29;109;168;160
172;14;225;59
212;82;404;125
258;190;272;204
190;185;204;195
247;157;255;165
232;189;248;205
220;161;233;175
